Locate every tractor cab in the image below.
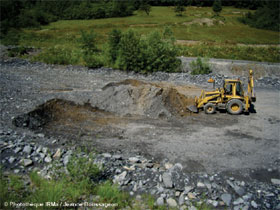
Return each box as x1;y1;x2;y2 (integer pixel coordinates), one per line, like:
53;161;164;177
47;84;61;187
223;79;244;98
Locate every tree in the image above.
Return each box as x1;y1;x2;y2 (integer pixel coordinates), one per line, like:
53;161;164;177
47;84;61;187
212;0;222;16
174;0;186;16
138;0;151;16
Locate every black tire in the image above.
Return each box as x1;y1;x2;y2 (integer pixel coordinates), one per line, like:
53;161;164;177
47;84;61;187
204;103;216;114
226;99;243;115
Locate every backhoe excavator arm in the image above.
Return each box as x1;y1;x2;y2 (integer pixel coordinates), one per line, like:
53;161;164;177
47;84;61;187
248;69;256;102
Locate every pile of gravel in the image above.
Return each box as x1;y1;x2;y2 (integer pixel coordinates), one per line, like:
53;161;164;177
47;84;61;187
1;130;279;209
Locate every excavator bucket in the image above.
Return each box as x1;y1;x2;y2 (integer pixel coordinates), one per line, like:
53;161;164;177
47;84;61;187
187;105;198;113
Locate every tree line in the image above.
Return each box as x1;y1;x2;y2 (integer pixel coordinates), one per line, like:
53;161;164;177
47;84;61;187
0;0;278;37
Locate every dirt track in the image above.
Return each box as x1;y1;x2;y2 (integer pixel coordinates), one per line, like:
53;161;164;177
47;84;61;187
0;57;279;182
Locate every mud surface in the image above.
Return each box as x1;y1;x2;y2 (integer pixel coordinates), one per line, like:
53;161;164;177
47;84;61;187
1;57;279;182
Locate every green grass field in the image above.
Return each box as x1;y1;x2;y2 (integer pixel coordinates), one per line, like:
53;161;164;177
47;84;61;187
12;6;280;63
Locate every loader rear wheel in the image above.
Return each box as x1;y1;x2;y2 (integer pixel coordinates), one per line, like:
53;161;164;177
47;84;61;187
227;99;243;115
204;103;216;114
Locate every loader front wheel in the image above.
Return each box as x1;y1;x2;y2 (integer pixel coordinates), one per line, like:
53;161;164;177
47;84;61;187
204;103;216;114
227;99;243;115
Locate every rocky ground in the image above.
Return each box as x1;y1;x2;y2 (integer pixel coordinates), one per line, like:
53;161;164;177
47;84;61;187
0;49;280;209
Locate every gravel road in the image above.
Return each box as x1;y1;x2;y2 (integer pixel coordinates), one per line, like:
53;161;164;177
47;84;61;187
0;56;279;184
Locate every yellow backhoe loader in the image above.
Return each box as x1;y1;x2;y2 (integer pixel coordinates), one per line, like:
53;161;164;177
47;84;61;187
188;69;256;114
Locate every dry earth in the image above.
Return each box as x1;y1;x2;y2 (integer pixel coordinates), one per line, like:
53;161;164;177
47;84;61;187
0;57;279;183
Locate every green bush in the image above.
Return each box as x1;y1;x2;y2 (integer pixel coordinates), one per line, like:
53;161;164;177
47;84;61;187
78;30;104;68
114;29;181;73
32;47;81;65
7;46;30;57
190;57;211;75
212;0;222;15
239;1;279;31
108;29;122;63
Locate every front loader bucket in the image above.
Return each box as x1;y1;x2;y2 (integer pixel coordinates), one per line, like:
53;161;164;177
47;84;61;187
187;105;198;113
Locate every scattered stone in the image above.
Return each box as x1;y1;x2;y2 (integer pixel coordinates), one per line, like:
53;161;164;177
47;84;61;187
63;155;71;165
42;147;48;154
251;200;258;208
44;156;52;163
184;186;193;194
53;149;62;159
233;198;244;205
14;169;20;174
113;154;122;160
164;163;173;170
197;181;206;188
187;192;196;199
156;197;164;206
271;178;280;185
188;206;197;210
22;159;33;167
102;153;112;158
14;147;21;153
166;198;177;207
162;172;173;188
37;133;44;138
8;157;16;164
36;146;42;153
179;194;185;205
23;145;32;154
114;171;127;184
129;157;141;163
221;193;232;206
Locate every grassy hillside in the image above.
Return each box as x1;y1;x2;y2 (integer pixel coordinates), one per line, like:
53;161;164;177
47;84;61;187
7;6;280;63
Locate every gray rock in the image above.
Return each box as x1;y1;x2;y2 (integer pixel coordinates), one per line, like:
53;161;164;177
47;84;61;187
37;133;44;138
23;145;32;154
8;157;16;164
227;180;245;196
251;200;258;208
102;153;112;158
129;157;141;163
156;197;164;206
188;206;197;210
179;194;185;205
166;198;177;207
271;178;280;185
113;171;127;184
221;193;232;206
233;198;244;205
44;156;52;163
159;174;162;182
197;181;206;188
63;155;71;165
36;146;42;153
42;147;48;154
184;186;193;194
14;147;21;153
212;200;218;207
162;172;173;188
39;153;45;159
14;169;20;174
112;154;122;160
22;159;33;167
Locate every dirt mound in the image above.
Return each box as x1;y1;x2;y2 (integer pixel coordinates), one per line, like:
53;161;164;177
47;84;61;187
94;79;196;118
12;99;126;138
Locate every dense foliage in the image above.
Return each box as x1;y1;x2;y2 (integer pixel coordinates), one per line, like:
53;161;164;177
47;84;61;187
239;1;280;31
212;0;222;15
114;29;181;73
